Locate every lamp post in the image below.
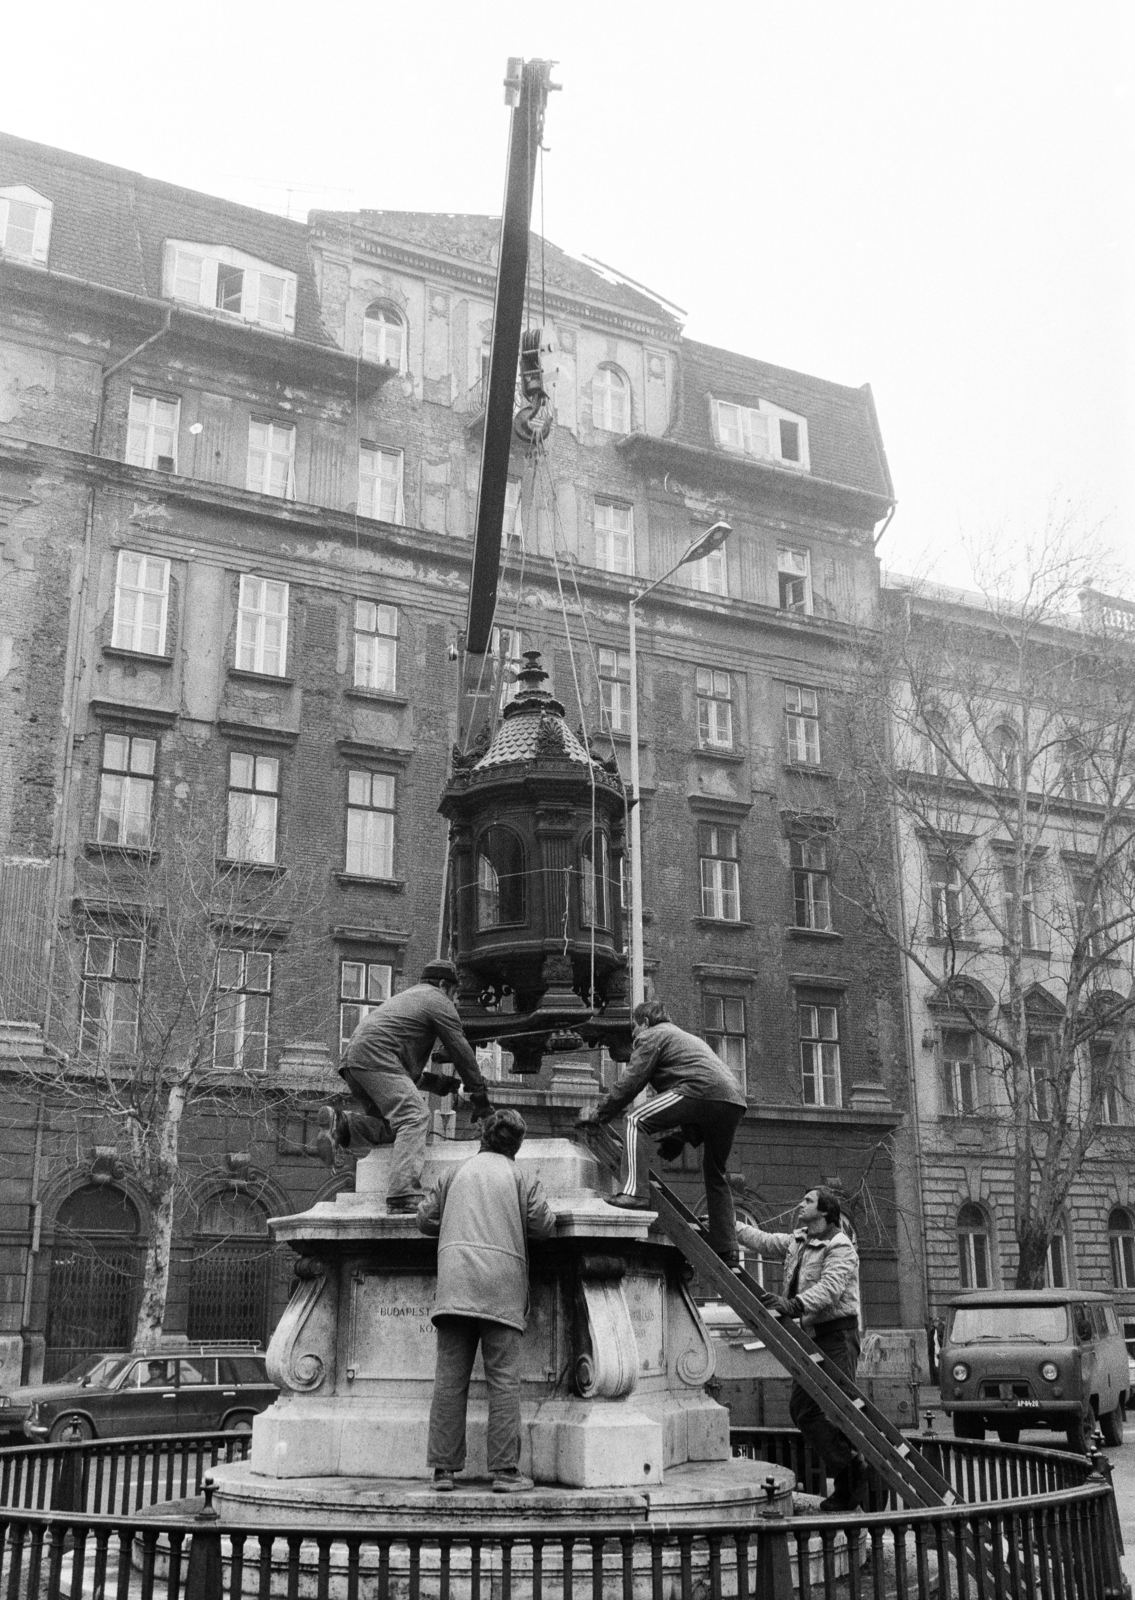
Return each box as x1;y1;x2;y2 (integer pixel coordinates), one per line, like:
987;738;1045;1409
627;521;732;1007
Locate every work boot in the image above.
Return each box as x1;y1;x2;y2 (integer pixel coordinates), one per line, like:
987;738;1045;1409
315;1106;348;1169
386;1190;427;1214
604;1193;651;1211
432;1469;456;1492
492;1471;535;1493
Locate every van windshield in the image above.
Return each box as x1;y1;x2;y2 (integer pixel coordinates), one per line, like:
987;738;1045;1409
951;1305;1069;1344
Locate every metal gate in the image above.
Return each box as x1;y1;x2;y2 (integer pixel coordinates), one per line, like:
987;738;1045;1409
186;1243;269;1343
44;1240;139;1380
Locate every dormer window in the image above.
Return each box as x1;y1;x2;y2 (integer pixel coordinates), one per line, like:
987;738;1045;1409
162;241;297;333
713;399;809;470
0;186;52;265
363;305;406;371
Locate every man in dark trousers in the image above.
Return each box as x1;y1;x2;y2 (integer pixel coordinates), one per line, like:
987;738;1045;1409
317;959;493;1213
417;1109;555;1492
580;1000;746;1265
736;1187;866;1512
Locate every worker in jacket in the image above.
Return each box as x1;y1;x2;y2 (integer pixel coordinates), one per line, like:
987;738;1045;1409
737;1187;866;1512
317;959;493;1213
580;1000;746;1264
417;1109;555;1492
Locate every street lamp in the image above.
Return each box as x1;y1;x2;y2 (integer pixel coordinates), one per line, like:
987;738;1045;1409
627;521;732;1007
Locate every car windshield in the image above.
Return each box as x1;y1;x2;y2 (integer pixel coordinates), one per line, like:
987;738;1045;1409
951;1305;1069;1344
58;1355;130;1387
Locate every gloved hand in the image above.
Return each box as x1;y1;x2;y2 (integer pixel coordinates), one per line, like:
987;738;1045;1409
656;1132;686;1162
468;1092;494;1123
767;1295;801;1318
420;1068;461;1097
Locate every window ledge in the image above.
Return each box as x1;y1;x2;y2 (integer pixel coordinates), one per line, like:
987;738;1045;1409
84;841;158;863
227;668;295;687
344;687;410;708
334;872;406;891
215;857;286;879
783;762;834;779
102;646;174;668
692;917;754;931
787;926;843;941
695;745;746;764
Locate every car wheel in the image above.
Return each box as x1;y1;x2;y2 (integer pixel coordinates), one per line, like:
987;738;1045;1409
995;1423;1020;1445
1065;1413;1089;1454
952;1413;984;1440
49;1414;93;1443
222;1412;255;1435
1100;1404;1125;1448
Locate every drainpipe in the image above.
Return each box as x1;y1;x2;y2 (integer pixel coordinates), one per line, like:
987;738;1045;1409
41;309;173;1035
19;1095;45;1381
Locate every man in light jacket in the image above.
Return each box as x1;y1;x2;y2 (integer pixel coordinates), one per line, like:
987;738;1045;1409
417;1109;555;1492
317;960;493;1213
737;1186;866;1512
581;1000;746;1265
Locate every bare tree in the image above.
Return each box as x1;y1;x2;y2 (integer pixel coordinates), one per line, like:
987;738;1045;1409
33;776;332;1348
840;519;1135;1287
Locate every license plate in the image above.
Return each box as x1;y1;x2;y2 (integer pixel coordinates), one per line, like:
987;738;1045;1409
1012;1399;1040;1407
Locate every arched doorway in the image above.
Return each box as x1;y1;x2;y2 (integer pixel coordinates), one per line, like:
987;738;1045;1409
45;1186;140;1380
187;1190;270;1344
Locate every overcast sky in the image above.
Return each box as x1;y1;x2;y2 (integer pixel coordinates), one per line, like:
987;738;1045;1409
9;2;1132;590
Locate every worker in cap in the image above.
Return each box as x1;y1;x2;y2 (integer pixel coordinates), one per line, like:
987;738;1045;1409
317;959;493;1213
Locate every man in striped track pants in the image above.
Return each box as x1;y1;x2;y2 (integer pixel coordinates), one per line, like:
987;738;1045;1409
580;1000;747;1266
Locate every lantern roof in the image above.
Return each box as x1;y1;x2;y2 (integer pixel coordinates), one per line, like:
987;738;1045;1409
474;652;594;770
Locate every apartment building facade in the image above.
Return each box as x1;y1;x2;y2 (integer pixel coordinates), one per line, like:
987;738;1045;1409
0;131;917;1383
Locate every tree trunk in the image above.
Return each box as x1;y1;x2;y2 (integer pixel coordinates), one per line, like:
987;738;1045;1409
1015;1218;1051;1289
131;1082;187;1351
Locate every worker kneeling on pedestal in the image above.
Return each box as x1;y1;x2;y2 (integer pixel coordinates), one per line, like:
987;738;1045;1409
417;1109;556;1493
736;1188;868;1512
318;959;494;1212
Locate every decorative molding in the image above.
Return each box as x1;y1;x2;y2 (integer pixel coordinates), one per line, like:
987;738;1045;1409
575;1275;639;1400
687;794;753;818
332;924;411;946
787;972;851;991
226;668;296;688
216;720;298;748
335;740;413;765
692;963;758;984
88;698;177;728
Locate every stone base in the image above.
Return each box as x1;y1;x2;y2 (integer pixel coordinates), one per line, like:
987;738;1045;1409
250;1392;728;1488
210;1456;795;1529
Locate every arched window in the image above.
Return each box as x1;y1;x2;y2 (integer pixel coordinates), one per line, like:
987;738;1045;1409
476;827;526;929
188;1191;270;1343
592;366;629;433
1063;737;1093;802
45;1186;140;1380
1110;1208;1135;1290
363;304;405;371
992;724;1021;789
957;1202;992;1289
581;831;611;929
922;707;955;776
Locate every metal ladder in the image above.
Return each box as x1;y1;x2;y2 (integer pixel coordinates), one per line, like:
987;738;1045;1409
580;1122;956;1509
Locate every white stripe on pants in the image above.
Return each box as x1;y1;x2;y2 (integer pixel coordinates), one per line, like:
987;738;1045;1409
620;1090;685;1194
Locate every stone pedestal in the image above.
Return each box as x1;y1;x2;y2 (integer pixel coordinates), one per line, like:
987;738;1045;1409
241;1136;734;1493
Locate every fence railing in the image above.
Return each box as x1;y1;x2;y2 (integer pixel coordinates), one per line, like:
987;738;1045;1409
0;1429;1126;1600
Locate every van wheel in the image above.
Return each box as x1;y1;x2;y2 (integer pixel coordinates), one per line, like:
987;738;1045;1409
952;1414;984;1440
1065;1414;1089;1454
995;1423;1020;1444
1100;1405;1124;1448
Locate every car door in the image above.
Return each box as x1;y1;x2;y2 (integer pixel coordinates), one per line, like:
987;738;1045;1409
175;1358;220;1432
111;1358;179;1437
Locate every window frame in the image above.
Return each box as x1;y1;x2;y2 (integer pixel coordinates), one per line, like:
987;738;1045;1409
1110;1208;1135;1290
246;418;296;500
941;1027;984;1115
111;551;171;657
593;499;635;575
80;930;144;1060
580;830;612;930
475;825;528;930
687;545;728;596
714;399;809;469
703;994;747;1094
592;365;630;433
0;187;52;264
929;852;966;940
235;574;289;678
697;668;734;750
957;1203;992;1289
1001;862;1040;950
353;600;399;693
799;1000;842;1107
362;305;406;372
225;751;280;865
339;958;392;1054
162;241;296;333
790;835;833;932
212;947;272;1073
125;390;180;472
96;731;157;849
345;769;397;881
1027;1033;1056;1122
785;684;821;765
598;647;631;735
358;444;405;524
777;548;813;615
698;822;741;922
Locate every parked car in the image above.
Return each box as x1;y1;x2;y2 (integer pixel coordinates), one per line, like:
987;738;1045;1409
940;1290;1128;1451
8;1343;277;1444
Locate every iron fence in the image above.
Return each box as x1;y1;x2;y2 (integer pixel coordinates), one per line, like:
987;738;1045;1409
0;1429;1126;1600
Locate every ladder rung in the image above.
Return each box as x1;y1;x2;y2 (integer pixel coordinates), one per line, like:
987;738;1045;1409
897;1444;911;1458
852;1397;865;1409
808;1351;824;1364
